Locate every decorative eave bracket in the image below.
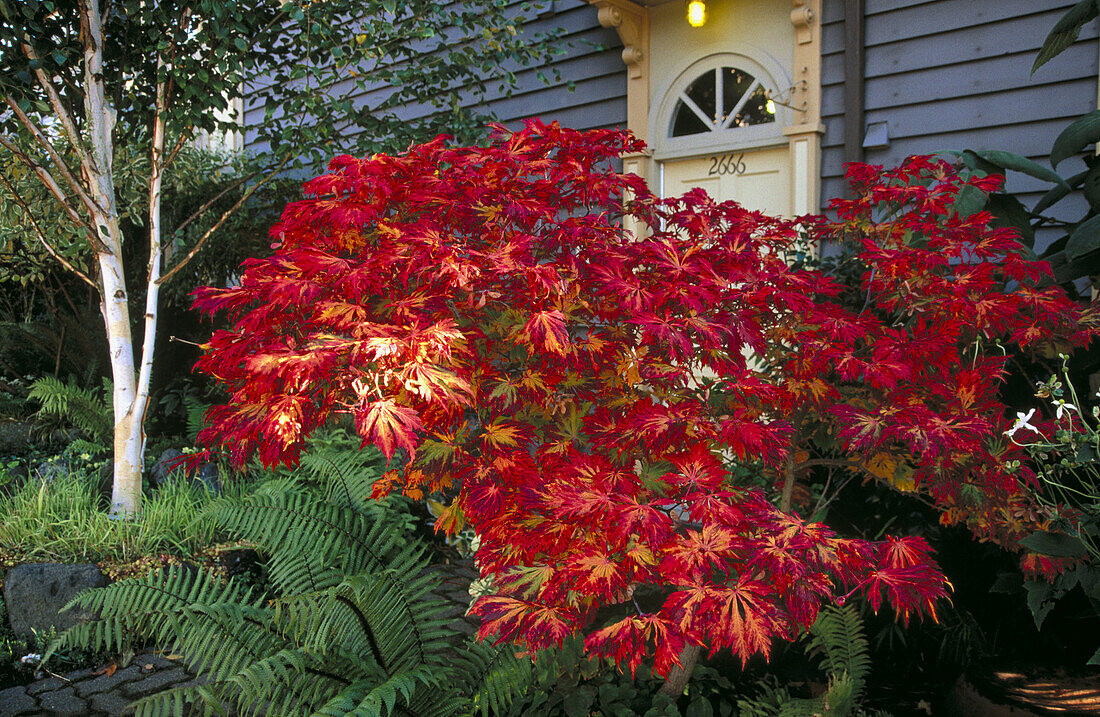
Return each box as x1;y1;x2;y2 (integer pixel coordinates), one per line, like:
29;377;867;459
590;0;647;80
790;0;816;45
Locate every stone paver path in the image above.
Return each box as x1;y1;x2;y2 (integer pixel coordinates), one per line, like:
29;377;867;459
0;653;205;716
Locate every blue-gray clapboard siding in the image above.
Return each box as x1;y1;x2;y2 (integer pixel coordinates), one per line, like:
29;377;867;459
821;0;1098;215
241;1;625;157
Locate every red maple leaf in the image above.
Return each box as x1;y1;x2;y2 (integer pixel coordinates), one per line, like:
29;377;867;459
354;398;422;461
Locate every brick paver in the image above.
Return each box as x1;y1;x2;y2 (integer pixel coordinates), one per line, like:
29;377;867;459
0;652;196;717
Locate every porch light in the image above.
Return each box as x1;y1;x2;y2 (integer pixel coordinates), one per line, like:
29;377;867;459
686;0;707;27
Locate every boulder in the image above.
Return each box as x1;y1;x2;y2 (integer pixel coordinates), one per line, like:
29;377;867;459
193;462;221;495
31;458;69;484
148;450;220;495
3;563;110;638
0;420;32;453
148;448;183;489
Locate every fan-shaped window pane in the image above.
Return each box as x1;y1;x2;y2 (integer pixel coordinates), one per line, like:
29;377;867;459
672;103;710;136
722;68;754;119
670;66;776;138
731;84;772;128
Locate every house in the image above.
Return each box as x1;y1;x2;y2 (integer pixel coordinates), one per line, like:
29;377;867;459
239;1;1097;218
450;0;1099;218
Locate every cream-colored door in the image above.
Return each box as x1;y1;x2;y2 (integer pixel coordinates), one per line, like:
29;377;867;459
660;145;791;216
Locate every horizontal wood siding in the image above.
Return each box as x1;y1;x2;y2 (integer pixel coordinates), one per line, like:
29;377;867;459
820;0;1098;214
242;1;625;158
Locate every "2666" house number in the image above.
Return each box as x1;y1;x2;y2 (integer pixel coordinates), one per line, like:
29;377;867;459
707;152;747;176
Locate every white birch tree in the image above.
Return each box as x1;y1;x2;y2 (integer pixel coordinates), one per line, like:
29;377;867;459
0;0;557;515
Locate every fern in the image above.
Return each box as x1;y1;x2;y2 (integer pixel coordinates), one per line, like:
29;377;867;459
806;604;870;706
737;604;878;717
28;375;112;448
49;473;537;716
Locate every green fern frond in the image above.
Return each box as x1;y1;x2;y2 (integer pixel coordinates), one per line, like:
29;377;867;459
128;678;233;717
807;604;870;704
28;375;112;445
55;473;539;717
455;641;537;717
206;492;400;582
184;396;211;440
737;605;872;717
66;437;110;456
296;445;388;511
46;566;254;662
167;603;288;682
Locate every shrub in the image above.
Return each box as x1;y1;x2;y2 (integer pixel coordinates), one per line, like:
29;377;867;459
190;121;1095;678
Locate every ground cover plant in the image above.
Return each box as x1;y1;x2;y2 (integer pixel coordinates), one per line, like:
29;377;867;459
188;120;1098;699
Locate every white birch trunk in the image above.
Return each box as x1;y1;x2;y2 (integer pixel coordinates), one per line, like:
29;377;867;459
82;0;144;516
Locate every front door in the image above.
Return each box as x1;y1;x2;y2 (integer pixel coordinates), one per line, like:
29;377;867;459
659;144;791;216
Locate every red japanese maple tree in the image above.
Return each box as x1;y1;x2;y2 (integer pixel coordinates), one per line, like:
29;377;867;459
192;121;1094;677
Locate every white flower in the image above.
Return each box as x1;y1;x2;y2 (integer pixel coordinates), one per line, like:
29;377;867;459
20;653;41;664
1005;408;1039;438
1055;401;1077;420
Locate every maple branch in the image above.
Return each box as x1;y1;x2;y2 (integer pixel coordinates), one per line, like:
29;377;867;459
780;419;804;514
658;645;700;697
0;172;98;291
799;457;860;470
811;470;854;518
157;154;291;286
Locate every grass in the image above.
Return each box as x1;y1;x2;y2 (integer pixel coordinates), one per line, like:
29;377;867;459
0;463;261;688
0;467;254;567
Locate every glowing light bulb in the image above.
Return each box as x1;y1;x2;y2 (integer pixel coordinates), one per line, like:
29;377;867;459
686;0;707;27
766;98;776;114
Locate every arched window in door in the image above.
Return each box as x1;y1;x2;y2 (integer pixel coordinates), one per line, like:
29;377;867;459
670;66;775;137
653;53;789;160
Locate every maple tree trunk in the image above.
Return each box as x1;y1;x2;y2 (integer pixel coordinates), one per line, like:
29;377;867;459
659;645;700;697
780;423;801;513
780;451;796;513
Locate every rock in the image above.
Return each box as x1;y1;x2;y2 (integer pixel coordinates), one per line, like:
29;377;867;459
148;448;183;489
35;686;86;716
193;462;221;495
219;548;261;582
30;459;68;484
24;677;67;696
0;685;37;715
89;690;133;716
3;563;110;639
72;665;142;699
0;421;32;453
121;667;189;698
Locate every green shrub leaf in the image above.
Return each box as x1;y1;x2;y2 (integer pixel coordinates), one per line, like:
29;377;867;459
1052;109;1100;168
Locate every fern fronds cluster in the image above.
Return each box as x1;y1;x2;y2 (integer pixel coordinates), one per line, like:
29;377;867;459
48;480;535;717
736;604;879;717
28;375;112;450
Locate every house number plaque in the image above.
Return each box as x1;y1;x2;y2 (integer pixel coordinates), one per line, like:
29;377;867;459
707;152;747;176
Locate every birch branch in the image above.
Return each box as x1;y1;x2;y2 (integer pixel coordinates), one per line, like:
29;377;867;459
171;164;264;236
0;172;98;290
0;133;108;253
157;154;291;286
4;97;101;220
20;40;96;178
